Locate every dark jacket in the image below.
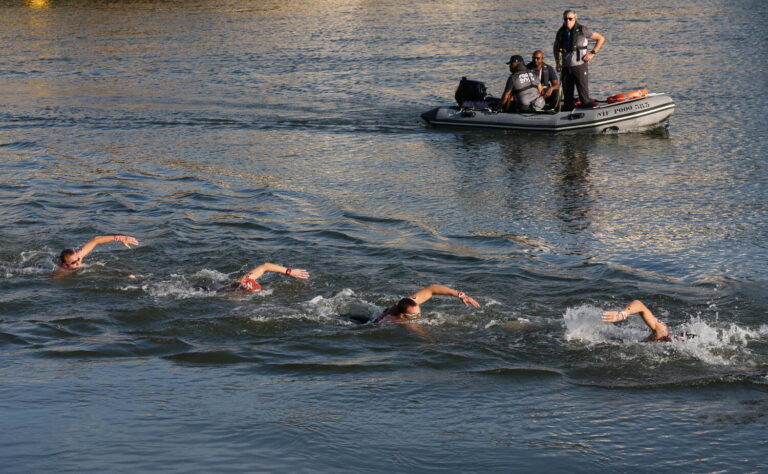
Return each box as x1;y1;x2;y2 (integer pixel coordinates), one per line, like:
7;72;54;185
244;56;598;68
554;22;587;62
526;62;558;87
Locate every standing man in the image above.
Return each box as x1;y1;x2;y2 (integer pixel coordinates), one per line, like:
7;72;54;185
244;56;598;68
553;10;605;110
500;55;545;112
526;50;560;110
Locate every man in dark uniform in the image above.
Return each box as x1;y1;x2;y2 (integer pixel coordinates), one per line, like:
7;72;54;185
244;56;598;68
553;10;605;110
526;50;560;109
500;55;544;112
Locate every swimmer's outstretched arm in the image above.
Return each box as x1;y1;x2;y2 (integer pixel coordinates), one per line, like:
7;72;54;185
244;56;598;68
409;284;480;307
603;300;669;339
237;263;309;283
78;235;139;261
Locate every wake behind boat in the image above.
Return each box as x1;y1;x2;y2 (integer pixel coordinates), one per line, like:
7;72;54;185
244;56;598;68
421;79;675;134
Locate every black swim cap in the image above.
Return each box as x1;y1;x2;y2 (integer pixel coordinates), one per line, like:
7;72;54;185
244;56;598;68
396;297;417;314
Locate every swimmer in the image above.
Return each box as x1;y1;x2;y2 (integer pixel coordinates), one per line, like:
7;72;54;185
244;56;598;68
372;284;480;323
218;262;309;293
57;234;139;272
602;300;672;342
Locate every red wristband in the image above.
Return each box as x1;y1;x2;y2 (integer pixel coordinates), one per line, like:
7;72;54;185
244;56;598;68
457;292;466;298
286;268;292;276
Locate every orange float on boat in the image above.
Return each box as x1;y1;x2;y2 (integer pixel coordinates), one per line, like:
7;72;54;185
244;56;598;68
606;93;626;104
606;89;649;103
627;89;649;99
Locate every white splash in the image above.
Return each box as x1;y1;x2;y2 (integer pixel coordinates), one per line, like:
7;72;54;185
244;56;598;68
192;269;230;282
122;270;273;300
562;304;643;343
1;250;57;277
302;288;379;322
562;304;766;366
485;319;500;329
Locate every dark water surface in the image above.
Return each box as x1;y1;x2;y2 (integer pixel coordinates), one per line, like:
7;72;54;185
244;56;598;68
2;0;767;471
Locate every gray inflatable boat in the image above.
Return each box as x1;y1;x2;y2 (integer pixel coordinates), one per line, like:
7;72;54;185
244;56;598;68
421;92;675;134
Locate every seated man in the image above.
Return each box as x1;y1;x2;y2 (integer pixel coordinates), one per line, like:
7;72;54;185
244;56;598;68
57;234;139;272
221;263;309;293
602;300;672;342
500;54;545;112
526;50;560;109
372;284;480;323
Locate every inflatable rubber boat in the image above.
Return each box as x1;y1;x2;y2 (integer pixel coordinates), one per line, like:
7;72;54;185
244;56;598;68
421;79;675;134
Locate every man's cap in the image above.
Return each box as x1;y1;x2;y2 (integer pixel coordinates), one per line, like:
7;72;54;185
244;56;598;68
506;55;524;64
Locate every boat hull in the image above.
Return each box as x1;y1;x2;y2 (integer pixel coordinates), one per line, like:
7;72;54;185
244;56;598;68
421;93;675;133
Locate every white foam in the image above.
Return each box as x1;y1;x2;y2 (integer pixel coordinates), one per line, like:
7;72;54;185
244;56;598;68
124;271;273;300
562;304;765;366
242;293;358;324
246;308;306;323
305;290;534;329
302;288;379;322
670;316;765;365
417;311;447;326
143;279;214;299
2;264;48;278
563;304;640;344
485;319;500;329
1;250;57;277
417;310;504;329
191;269;230;282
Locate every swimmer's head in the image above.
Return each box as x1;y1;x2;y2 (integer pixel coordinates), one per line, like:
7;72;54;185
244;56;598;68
234;278;261;293
59;249;82;269
396;297;420;319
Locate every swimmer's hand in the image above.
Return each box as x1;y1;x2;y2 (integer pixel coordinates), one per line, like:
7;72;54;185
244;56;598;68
287;268;309;279
458;292;480;308
602;310;628;323
114;235;139;249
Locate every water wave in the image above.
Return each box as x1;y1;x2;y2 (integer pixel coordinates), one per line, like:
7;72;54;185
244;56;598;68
302;288;381;324
1;250;57;278
0;141;42;151
472;366;564;378
300;288;535;331
562;304;768;367
120;269;274;300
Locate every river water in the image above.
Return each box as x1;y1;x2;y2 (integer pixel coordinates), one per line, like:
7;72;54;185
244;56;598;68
1;0;767;472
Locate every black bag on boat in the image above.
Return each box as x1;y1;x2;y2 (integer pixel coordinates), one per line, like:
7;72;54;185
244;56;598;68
455;77;487;106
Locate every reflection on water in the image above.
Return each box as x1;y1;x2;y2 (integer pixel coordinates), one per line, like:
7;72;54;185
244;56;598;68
25;0;50;9
553;140;593;236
